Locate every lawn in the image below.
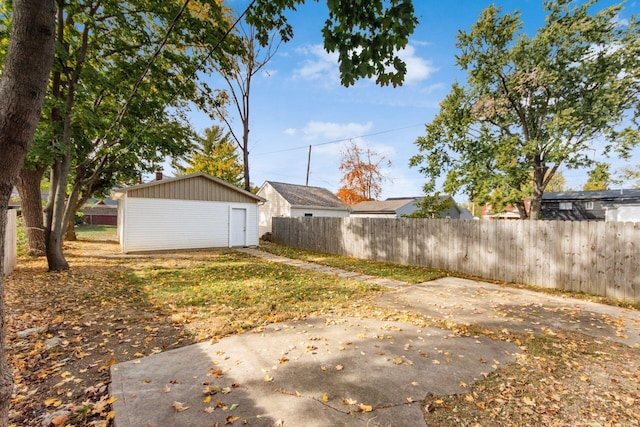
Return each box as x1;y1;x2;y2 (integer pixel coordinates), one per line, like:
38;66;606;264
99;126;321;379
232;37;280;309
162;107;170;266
258;241;446;284
75;224;117;241
130;250;385;338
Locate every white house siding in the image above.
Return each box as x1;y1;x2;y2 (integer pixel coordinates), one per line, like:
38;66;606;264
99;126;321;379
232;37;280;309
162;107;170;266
257;184;291;236
120;197;258;252
606;205;640;222
290;207;350;218
349;213;397;218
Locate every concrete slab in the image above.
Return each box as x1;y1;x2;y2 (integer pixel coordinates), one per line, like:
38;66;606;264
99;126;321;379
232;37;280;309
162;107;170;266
111;317;518;426
377;277;640;347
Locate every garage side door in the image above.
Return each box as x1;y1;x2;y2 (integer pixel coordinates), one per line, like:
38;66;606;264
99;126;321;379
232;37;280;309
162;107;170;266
123;198;229;252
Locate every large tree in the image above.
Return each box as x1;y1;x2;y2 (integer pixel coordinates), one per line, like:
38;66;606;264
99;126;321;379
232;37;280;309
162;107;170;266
175;126;244;186
410;0;640;219
0;1;55;424
209;22;281;192
583;163;612;191
337;141;390;204
11;0;234;270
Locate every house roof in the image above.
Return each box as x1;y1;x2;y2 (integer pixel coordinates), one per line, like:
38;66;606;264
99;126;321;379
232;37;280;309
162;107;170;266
351;198;417;214
351;195;458;214
542;189;640;201
112;172;265;202
263;181;348;210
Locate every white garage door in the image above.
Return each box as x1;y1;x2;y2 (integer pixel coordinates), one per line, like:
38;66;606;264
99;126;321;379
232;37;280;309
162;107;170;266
123;198;230;252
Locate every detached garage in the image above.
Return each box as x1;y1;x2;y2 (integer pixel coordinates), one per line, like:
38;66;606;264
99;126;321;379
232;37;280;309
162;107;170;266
112;173;264;253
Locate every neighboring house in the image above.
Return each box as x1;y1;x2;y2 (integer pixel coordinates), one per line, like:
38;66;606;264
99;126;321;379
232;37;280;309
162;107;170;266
257;181;350;236
482;203;522;220
112;172;264;253
541;189;640;221
350;197;421;218
351;196;469;219
82;198;118;225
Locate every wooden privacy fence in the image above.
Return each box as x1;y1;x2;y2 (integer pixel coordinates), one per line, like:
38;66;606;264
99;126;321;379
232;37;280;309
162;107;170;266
272;217;640;303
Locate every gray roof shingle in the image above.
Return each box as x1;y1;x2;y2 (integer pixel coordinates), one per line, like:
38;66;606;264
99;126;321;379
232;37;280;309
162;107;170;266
266;181;348;209
542;189;640;200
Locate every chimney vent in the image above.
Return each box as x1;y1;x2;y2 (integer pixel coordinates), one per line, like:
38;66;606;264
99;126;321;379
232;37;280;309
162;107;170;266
155;171;163;181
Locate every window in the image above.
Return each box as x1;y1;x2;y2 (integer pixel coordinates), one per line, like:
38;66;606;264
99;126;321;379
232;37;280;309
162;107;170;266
304;213;313;217
559;202;572;210
584;201;594;210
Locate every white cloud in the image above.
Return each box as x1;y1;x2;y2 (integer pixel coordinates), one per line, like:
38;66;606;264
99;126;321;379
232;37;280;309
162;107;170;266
396;44;438;85
301;120;374;141
283;128;296;136
292;43;436;87
293;45;340;86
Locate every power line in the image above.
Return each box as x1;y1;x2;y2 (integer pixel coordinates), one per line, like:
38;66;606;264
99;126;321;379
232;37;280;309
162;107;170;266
252;123;424;156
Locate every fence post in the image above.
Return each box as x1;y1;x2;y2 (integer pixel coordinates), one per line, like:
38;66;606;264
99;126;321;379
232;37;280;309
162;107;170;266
3;209;17;276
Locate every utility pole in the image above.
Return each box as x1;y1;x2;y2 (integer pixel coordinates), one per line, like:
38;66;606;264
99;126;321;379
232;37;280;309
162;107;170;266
305;145;311;186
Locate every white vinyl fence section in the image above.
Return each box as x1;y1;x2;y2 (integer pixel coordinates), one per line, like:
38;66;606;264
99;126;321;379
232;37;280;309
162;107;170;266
272;217;640;302
3;209;17;276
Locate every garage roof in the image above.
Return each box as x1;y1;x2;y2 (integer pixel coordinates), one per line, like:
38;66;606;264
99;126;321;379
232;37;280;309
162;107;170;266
112;172;265;204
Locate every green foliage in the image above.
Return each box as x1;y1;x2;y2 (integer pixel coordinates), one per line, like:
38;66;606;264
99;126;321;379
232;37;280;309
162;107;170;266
175;126;244;186
583;163;612;191
247;0;418;87
410;0;640;219
617;165;640;188
545;171;566;192
404;194;455;219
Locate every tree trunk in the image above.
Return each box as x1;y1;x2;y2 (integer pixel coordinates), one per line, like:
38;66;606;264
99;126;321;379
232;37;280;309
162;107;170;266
15;167;46;256
65;213;77;241
529;195;542;221
0;1;56;424
46;158;71;271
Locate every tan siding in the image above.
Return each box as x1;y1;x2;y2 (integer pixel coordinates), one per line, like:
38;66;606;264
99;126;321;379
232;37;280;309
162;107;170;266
128;176;255;203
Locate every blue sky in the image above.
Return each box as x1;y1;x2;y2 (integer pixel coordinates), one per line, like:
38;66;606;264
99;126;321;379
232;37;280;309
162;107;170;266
179;0;640;202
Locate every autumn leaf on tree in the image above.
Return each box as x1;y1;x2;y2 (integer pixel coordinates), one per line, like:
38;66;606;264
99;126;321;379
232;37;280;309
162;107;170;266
337;141;390;205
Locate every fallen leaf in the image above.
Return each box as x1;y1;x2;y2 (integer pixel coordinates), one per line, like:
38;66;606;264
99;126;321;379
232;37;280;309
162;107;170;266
263;375;273;382
322;393;329;402
44;397;62;407
343;398;357;405
225;415;240;424
172;401;190;412
51;413;69;426
357;403;373;412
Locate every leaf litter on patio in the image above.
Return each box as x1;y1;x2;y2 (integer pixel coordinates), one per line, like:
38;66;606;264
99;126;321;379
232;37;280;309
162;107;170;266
5;239;640;426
